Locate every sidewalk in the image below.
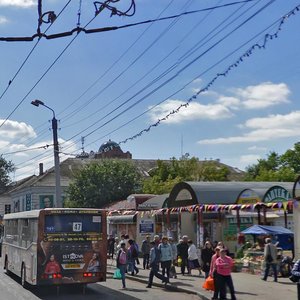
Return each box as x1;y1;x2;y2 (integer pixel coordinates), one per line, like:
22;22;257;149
106;260;298;300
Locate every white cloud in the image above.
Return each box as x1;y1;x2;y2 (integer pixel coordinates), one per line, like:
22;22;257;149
192;78;202;84
0;119;36;141
0;0;36;7
217;96;240;109
248;145;267;152
233;82;290;109
0;15;8;24
148;99;233;123
198;111;300;145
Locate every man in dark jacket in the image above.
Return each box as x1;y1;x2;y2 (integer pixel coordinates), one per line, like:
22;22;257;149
141;235;151;269
177;235;189;275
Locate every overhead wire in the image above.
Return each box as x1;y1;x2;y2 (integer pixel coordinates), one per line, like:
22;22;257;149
0;0;257;42
9;0;292;178
60;0;275;145
0;0;72;103
0;1;124;131
12;0;267;168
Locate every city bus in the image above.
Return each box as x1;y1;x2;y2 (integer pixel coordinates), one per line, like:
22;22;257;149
1;208;107;290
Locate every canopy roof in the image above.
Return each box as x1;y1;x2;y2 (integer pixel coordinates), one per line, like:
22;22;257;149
241;225;293;235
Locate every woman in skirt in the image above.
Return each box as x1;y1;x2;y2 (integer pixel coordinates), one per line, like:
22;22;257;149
187;239;202;276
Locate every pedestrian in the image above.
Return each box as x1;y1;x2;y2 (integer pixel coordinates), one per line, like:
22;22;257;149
158;236;173;279
128;239;139;276
117;234;126;251
201;241;214;279
215;248;236;300
107;235;115;259
141;235;151;269
290;258;300;281
187;239;202;276
217;241;230;256
177;235;189;275
262;237;278;282
209;246;221;300
116;242;128;289
168;236;178;278
146;241;169;288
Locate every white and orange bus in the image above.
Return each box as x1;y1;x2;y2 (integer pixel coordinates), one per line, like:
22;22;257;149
2;208;107;290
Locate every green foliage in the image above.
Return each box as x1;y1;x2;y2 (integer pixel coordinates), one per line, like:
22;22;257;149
198;161;230;181
65;160;142;208
143;157;230;194
244;146;300;182
0;155;15;192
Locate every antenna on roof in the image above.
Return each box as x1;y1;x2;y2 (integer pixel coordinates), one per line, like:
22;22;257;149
81;136;85;153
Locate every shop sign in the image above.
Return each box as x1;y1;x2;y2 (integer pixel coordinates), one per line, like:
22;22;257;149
264;186;291;203
139;220;154;233
228;217;253;224
237;189;260;204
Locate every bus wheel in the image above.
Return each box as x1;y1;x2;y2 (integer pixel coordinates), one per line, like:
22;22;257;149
21;264;27;288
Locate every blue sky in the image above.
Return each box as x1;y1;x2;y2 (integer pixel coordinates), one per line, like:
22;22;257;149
0;0;300;180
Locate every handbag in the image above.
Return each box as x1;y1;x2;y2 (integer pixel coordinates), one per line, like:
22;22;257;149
113;268;122;279
289;274;299;283
202;276;215;291
266;245;273;263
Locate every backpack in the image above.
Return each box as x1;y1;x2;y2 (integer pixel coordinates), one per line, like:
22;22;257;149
132;244;138;258
119;250;127;264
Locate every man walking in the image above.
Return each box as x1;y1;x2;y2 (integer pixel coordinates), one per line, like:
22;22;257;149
146;241;169;288
141;235;151;269
262;237;278;282
177;235;189;275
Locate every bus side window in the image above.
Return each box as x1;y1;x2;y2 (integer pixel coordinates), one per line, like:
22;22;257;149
20;219;31;248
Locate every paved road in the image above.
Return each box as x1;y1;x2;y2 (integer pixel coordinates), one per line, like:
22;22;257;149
0;269;197;300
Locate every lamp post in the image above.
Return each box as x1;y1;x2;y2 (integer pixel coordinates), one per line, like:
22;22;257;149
31;99;62;207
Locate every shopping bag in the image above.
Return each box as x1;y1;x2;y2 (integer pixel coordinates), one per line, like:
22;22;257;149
202;276;215;291
177;256;182;267
113;268;122;279
170;265;176;278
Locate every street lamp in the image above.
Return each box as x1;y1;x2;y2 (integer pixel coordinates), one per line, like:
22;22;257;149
31;99;62;208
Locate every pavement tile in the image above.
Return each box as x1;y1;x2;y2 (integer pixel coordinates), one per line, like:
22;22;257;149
106;261;297;300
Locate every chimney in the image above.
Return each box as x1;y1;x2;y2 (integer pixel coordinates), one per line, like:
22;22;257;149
39;163;44;176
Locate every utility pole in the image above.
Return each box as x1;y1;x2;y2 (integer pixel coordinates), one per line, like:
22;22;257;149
31;99;62;207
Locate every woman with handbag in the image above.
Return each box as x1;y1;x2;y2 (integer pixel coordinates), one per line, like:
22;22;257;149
201;241;214;279
116;242;128;289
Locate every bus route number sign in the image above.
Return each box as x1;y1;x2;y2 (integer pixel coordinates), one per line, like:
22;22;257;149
73;222;82;232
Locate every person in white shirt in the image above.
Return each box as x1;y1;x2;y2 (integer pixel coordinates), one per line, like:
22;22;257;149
188;239;202;276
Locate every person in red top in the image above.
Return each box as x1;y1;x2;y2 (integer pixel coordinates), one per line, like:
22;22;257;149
44;254;61;274
209;246;221;300
215;248;236;300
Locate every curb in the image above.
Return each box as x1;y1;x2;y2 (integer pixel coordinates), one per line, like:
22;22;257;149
107;271;211;300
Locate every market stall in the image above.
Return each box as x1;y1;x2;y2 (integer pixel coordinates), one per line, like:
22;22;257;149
235;225;294;275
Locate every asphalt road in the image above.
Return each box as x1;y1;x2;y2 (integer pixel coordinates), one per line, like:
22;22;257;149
0;270;198;300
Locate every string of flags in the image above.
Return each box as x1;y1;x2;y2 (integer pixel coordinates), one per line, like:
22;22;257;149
119;4;300;145
107;199;295;216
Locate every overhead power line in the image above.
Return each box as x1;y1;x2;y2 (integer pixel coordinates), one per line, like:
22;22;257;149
118;3;300;145
0;0;256;42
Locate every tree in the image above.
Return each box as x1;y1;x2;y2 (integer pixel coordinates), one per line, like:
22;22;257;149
244;150;297;182
65;160;142;208
0;155;15;192
280;142;300;173
143;157;230;194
